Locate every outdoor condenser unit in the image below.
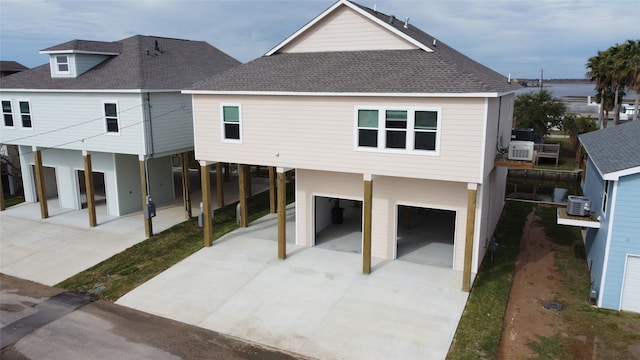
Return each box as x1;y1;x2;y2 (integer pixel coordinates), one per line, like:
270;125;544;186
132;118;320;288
507;141;534;161
567;195;591;217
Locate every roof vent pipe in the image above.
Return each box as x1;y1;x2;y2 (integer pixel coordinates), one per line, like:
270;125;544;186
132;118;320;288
433;39;437;46
388;15;395;24
373;4;376;12
404;17;409;28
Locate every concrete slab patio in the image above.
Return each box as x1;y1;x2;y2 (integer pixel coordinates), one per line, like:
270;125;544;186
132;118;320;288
116;206;469;360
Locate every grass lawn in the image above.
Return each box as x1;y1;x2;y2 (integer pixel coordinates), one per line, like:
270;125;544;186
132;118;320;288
57;181;294;301
534;137;578;171
2;194;25;208
447;200;531;359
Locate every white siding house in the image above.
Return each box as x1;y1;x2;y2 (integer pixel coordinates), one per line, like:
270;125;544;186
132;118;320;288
185;0;520;289
1;36;240;233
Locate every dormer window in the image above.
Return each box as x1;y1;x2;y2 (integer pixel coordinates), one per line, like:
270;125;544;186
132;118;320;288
56;55;69;72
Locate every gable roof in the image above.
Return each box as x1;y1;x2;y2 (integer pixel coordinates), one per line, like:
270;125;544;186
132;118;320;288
39;40;122;55
0;61;28;72
1;35;240;91
579;120;640;180
187;0;519;95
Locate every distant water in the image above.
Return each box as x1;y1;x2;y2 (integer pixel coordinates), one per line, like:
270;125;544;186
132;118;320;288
516;83;638;100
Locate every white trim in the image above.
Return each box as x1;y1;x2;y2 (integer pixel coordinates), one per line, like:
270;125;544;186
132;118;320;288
472;183;483;272
220;103;242;144
598;179;618;308
353;105;442;155
39;50;119;56
479;98;489;184
102;100;121;135
191;96;199;159
604;165;640;180
17;99;33;129
619;254;640;311
601;180;610;217
265;0;433;56
2;89;182;94
1;98;16;129
182;90;513;98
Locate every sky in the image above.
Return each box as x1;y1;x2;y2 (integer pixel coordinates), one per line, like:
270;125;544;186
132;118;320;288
0;0;638;80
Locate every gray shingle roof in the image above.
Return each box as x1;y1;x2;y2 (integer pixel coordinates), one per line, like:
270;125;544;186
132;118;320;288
1;35;240;90
579;120;640;176
40;40;122;54
188;1;520;94
0;61;28;72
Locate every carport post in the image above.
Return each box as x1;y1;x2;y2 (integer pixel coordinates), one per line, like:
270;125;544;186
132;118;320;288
139;159;152;238
268;166;276;213
200;161;213;247
462;183;478;292
83;151;97;227
363;175;373;274
181;152;192;219
0;174;5;211
277;168;287;259
215;162;224;208
33;148;48;219
238;164;249;227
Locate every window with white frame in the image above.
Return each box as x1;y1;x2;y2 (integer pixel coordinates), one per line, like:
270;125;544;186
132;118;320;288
19;101;32;128
56;55;69;73
355;107;440;153
221;104;241;141
104;102;119;133
2;100;14;127
602;180;610;213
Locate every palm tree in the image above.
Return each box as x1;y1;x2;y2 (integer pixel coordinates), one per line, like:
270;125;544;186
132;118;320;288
621;40;640;121
586;51;611;127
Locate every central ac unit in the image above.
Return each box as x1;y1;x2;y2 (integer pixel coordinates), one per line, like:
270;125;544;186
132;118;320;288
508;141;534;161
567;195;591;217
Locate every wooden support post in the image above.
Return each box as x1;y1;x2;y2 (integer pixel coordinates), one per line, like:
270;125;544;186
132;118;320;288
269;166;276;213
462;183;478;292
201;163;213;247
277;170;286;259
224;163;230;182
362;176;373;274
216;162;224;208
139;160;152;238
33;150;48;219
83;153;97;227
245;165;252;197
181;152;192;219
238;164;249;227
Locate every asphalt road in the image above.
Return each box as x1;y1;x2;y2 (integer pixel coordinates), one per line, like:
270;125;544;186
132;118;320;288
0;274;308;360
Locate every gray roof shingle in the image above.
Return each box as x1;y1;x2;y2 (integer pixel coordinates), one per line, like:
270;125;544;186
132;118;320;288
579;120;640;176
188;1;520;94
0;61;29;72
1;35;240;90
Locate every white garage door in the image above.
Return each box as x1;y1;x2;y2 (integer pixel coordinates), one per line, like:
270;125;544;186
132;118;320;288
621;256;640;313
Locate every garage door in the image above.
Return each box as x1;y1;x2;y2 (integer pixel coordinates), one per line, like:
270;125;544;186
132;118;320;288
621;255;640;313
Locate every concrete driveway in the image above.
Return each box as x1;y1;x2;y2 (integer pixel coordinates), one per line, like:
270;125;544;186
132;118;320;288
117;206;469;360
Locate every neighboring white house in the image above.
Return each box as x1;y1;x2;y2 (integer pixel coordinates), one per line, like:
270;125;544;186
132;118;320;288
185;0;520;289
0;36;240;233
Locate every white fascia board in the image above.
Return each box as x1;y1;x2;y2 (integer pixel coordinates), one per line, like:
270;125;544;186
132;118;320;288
265;0;433;56
39;50;120;56
603;165;640;181
182;90;501;98
0;89;179;94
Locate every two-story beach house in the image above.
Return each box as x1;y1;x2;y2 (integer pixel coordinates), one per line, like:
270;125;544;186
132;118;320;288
186;0;520;289
578;121;640;313
0;35;240;234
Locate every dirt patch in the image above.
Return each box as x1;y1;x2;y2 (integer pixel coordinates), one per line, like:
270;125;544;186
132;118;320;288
498;211;569;359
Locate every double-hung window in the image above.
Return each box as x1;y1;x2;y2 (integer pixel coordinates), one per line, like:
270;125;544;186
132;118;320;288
2;100;14;127
221;104;241;142
104;102;119;133
355;106;441;154
19;101;32;128
56;55;69;73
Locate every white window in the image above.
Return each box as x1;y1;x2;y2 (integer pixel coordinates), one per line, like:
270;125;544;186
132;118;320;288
56;55;69;73
355;106;441;154
103;102;119;133
2;100;14;127
19;100;32;128
221;104;241;142
602;180;610;214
